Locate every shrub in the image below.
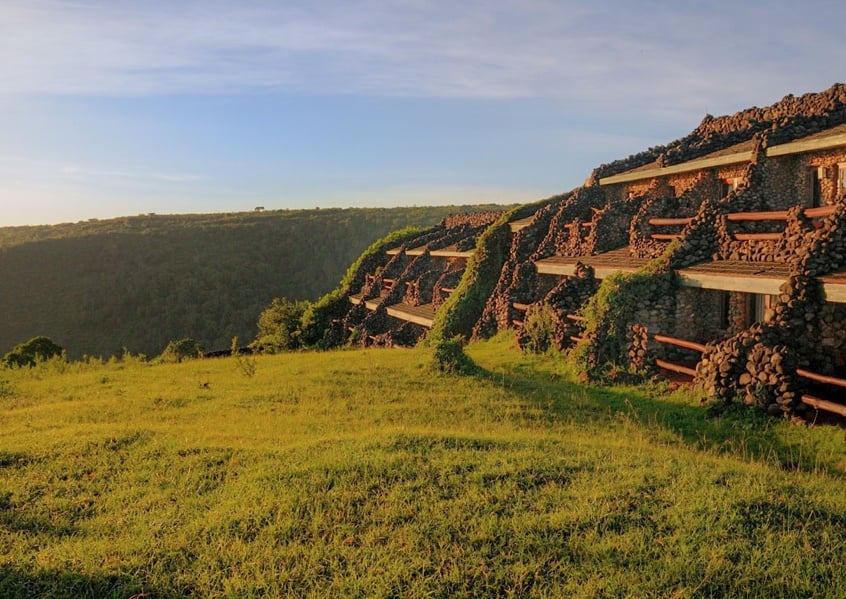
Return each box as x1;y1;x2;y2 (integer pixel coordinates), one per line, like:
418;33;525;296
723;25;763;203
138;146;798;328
158;338;202;363
521;304;557;354
430;336;478;375
2;336;64;368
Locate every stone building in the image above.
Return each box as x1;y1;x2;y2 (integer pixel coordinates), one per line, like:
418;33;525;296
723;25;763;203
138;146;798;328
476;84;846;417
329;84;846;418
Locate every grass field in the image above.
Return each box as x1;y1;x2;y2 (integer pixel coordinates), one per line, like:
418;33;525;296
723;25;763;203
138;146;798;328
0;335;845;598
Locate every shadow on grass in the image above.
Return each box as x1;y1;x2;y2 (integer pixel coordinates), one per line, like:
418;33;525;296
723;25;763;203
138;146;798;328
0;565;172;599
472;358;845;476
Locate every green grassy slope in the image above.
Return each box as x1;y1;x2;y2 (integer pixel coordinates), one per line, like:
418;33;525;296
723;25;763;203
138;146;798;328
0;206;507;359
0;335;844;598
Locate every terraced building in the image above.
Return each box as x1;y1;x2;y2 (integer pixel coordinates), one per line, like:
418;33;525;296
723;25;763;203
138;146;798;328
329;84;846;417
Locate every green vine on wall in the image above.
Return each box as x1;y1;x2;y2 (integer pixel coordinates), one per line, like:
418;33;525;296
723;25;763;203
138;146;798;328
570;241;681;379
428;211;516;343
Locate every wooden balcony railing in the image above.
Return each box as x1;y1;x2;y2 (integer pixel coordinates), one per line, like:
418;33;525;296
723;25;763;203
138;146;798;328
652;334;706;378
796;368;846;417
647;205;836;243
647;216;690;241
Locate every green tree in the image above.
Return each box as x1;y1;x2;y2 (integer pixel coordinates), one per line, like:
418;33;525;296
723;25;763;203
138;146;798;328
2;336;64;368
253;297;309;352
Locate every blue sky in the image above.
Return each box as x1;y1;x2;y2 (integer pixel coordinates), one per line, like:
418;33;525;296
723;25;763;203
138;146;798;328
1;0;844;226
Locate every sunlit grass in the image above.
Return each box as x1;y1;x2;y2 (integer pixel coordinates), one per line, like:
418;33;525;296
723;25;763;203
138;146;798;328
0;335;844;597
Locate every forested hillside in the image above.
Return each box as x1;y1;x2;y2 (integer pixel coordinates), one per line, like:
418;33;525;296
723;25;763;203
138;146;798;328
0;206;509;358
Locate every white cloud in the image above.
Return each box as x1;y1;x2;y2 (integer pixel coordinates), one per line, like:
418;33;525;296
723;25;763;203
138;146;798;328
1;0;842;113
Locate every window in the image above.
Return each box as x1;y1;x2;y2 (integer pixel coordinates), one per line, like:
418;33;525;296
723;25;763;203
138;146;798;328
749;294;777;324
809;168;823;208
720;177;741;198
839;163;846;195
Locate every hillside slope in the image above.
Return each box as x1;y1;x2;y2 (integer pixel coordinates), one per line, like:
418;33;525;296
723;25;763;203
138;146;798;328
0;337;843;597
0;206;508;358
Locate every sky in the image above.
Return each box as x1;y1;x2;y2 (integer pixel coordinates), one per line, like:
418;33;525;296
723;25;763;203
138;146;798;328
1;0;844;226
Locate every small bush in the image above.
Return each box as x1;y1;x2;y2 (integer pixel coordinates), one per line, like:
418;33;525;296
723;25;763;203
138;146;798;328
521;304;557;354
231;337;257;378
158;338;202;363
430;337;478;375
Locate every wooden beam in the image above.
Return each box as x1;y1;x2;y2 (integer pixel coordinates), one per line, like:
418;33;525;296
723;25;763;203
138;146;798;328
512;302;531;312
648;217;692;226
801;393;846;417
733;233;783;241
796;368;846;389
651;233;682;241
727;211;789;222
805;206;836;218
726;206;834;222
566;314;585;322
655;358;697;377
653;334;706;353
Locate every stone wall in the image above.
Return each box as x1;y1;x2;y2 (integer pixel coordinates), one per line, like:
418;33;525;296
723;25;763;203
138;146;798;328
673;288;727;343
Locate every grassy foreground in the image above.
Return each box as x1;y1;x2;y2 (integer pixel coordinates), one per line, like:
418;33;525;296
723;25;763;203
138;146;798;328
0;336;845;598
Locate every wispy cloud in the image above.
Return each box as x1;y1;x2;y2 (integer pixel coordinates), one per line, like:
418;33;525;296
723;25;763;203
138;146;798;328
0;155;205;186
2;0;843;112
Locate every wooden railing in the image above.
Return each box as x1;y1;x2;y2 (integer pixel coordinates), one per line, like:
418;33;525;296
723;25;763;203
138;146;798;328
647;205;836;243
726;205;835;222
652;334;706;378
796;368;846;417
383;278;397;293
726;205;836;243
647;216;690;241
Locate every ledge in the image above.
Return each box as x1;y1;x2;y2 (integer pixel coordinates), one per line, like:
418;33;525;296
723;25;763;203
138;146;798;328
349;294;435;327
766;132;846;157
386;244;474;258
532;251;846;302
599;150;753;186
509;216;535;233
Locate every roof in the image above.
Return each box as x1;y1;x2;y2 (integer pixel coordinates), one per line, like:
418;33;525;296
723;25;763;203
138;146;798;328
599;123;846;187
